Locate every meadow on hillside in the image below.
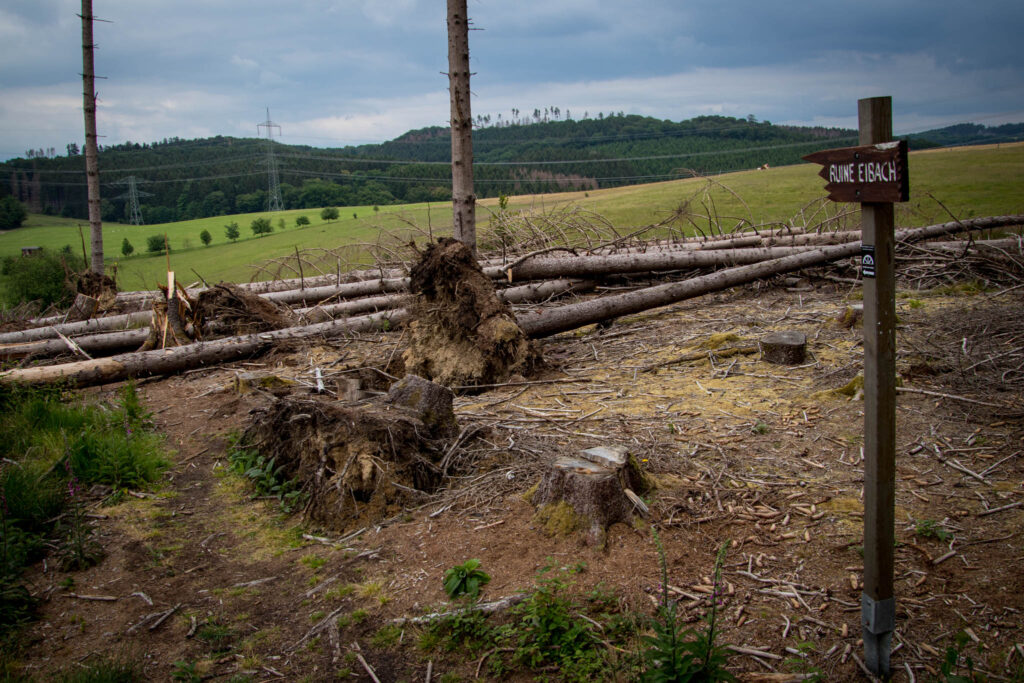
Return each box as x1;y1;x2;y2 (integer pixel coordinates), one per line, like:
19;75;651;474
1;142;1021;293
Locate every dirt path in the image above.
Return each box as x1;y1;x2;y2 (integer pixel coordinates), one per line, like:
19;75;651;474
15;281;1024;681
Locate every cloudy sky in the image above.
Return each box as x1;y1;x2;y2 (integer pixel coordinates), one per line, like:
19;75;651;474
2;0;1022;160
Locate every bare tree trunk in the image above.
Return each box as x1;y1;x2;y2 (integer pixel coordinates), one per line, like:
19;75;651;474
81;0;103;275
447;0;476;251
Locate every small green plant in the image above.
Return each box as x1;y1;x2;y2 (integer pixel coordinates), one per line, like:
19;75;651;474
120;238;134;257
295;215;310;227
196;619;235;654
424;608;496;654
443;559;491;601
224;221;240;242
227;442;306;512
336;608;368;629
250;217;273;237
199;229;212;246
53;653;144;682
751;420;770;435
941;631;978;682
301;554;327;571
321;207;339;222
171;660;201;682
916;519;954;543
56;460;103;571
370;624;402;647
642;532;735;682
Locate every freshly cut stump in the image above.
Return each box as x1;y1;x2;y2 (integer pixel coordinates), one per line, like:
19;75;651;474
403;238;539;388
759;330;807;365
531;445;650;548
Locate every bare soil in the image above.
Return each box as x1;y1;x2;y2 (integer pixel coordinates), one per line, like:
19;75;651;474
13;279;1024;682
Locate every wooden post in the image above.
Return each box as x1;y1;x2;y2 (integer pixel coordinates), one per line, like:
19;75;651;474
80;0;104;275
447;0;476;252
859;95;896;679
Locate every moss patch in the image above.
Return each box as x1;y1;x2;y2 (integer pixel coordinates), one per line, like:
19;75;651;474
533;500;581;536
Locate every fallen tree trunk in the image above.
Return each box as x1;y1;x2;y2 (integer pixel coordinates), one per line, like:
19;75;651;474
4;215;1019;386
518;215;1024;338
1;309;410;386
0;311;152;345
495;244;827;282
1;279;593;362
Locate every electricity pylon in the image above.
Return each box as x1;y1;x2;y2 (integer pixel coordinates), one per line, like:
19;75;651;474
257;108;284;212
111;175;152;225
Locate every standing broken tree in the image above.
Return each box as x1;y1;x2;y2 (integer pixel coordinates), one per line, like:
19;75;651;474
81;0;104;275
447;0;476;251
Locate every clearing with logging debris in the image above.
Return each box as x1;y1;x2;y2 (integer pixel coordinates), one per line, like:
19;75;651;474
9;249;1024;681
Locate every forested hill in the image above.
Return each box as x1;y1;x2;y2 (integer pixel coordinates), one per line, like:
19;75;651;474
2;114;1021;225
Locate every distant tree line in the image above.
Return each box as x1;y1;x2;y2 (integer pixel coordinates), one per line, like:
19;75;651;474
2;115;1019;225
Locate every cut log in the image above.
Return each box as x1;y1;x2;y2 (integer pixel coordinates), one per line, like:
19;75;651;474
530;445;649;548
759;331;807;365
384;374;458;438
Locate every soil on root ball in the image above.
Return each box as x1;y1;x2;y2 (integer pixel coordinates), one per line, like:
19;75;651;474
403;237;540;388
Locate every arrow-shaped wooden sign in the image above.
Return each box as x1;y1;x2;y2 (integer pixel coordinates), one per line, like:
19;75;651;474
803;140;909;203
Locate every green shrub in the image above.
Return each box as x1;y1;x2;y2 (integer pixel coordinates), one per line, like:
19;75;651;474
295;215;310;227
224;222;240;242
250;217;273;237
0;197;27;230
120;238;134;257
0;251;82;308
199;229;212;246
145;234;168;253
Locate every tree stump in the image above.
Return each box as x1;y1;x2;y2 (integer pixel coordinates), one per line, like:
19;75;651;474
759;331;807;365
384;374;458;438
67;293;98;322
530;445;650;548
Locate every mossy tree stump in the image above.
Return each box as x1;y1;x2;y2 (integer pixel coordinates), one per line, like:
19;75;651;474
759;331;807;365
531;445;650;548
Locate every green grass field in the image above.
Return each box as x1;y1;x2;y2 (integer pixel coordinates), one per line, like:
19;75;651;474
2;142;1022;292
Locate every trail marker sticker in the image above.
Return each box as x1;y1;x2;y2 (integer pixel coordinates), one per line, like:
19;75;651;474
803;140;909;203
861;245;876;278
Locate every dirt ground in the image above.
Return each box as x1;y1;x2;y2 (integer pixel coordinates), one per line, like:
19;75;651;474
13;277;1024;682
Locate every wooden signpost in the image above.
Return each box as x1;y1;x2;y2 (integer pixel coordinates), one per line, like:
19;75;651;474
804;96;906;679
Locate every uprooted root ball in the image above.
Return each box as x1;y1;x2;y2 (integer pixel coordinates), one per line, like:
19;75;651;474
196;282;297;336
402;238;539;388
241;394;451;531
